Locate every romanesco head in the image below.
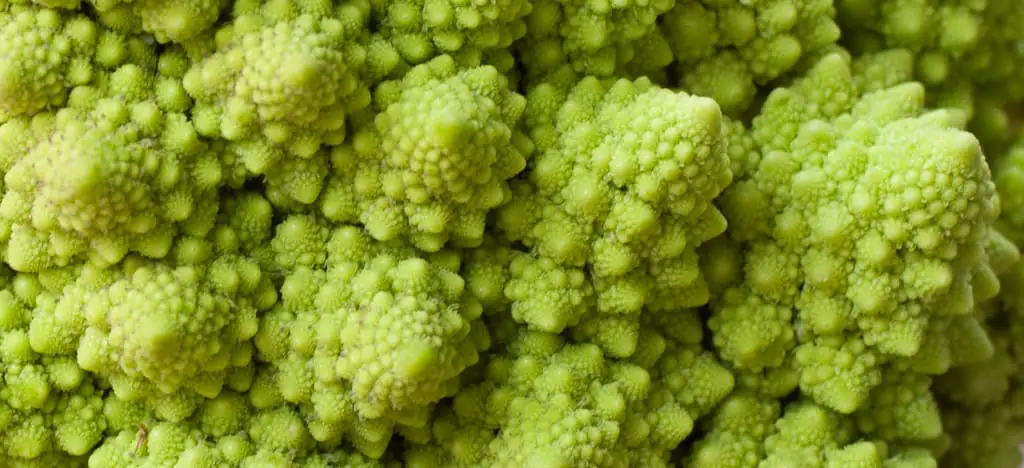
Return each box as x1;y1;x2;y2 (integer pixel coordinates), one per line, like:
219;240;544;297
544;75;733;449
516;0;676;78
496;74;730;355
372;0;531;66
709;53;998;413
74;255;273;399
184;0;375;159
254;224;487;457
660;0;841;114
0;6;98;122
0;56;220;270
320;55;530;250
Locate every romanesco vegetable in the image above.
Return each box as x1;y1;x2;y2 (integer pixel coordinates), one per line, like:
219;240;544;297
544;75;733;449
708;52;998;415
0;0;1022;466
496;73;731;356
0;52;218;270
660;0;842;114
320;55;530;250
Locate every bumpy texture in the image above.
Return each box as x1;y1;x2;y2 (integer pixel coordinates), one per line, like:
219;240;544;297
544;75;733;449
127;0;221;43
495;73;731;356
20;202;279;421
253;221;487;457
708;52;1000;415
685;392;937;467
0;5;98;122
0;4;160;124
660;0;842;115
516;0;676;79
184;0;376;164
23;251;276;411
0;270;107;465
0;53;220;271
404;323;735;467
39;0;223;43
1;0;1024;465
74;256;273;400
932;134;1024;468
994;136;1024;246
837;0;1024;134
88;391;396;467
320;55;530;250
370;0;531;66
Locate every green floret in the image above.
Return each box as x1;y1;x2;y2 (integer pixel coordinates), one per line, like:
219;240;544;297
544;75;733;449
405;332;638;467
708;285;795;371
708;52;1000;413
458;237;514;311
332;254;482;418
851;48;919;94
854;365;943;443
903;301;998;376
221;139;333;206
838;0;1024;127
89;400;386;467
319;54;531;250
504;252;592;333
837;0;981;82
496;73;730;356
184;0;377;162
939;403;1024;468
266;213;332;270
686;395;937;468
952;315;1019;395
370;0;531;66
761;401;860;467
0;2;161;122
659;0;841;114
0;52;221;271
792;336;881;414
211;190;275;257
110;0;221;43
515;0;675;79
254;222;487;457
932;134;1024;468
0;271;107;463
640;338;735;433
483;347;638;467
406;323;733;467
0;378;107;462
25;224;278;413
28;263;134;359
684;391;780;468
993;135;1024;246
93;392;285;466
773;407;941;468
73;255;274;400
1;0;1024;462
0;5;97;122
37;0;223;43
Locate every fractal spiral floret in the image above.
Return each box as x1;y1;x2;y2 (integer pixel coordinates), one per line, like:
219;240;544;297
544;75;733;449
1;0;1024;465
